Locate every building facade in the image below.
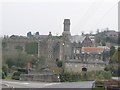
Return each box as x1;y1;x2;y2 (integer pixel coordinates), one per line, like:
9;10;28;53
2;19;109;71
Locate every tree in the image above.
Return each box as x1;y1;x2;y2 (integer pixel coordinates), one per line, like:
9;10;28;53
111;47;120;63
2;64;9;77
6;58;17;68
3;52;37;68
110;46;116;57
56;60;62;67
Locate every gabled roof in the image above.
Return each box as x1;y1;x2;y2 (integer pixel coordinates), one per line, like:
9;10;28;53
70;35;85;43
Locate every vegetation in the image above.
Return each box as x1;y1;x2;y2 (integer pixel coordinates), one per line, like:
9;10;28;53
110;46;116;57
3;52;37;68
111;47;120;63
94;80;120;90
2;41;7;48
95;31;118;45
12;71;27;80
49;67;63;74
15;45;23;51
2;64;9;77
104;64;120;77
59;70;112;82
56;60;62;67
25;42;38;54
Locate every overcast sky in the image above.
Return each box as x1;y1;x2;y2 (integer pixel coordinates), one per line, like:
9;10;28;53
0;0;119;36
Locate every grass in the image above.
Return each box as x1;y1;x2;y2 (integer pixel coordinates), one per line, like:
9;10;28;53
94;87;105;90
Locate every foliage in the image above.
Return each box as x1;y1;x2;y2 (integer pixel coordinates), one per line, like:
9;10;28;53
104;64;120;76
49;67;63;74
60;72;77;82
2;64;9;77
111;47;120;63
0;70;2;78
59;71;112;82
3;52;38;69
39;56;45;64
6;58;17;68
53;36;63;39
11;66;20;72
15;45;23;51
12;69;28;80
2;41;7;48
110;46;116;57
12;71;26;80
94;87;105;90
95;31;118;45
25;42;38;54
56;60;62;67
94;80;120;89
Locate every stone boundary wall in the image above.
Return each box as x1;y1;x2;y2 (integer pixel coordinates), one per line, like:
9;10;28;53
20;74;60;82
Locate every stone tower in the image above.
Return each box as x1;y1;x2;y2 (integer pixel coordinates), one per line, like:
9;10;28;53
62;19;71;40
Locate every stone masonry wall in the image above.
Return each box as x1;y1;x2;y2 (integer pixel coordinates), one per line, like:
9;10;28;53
20;74;60;82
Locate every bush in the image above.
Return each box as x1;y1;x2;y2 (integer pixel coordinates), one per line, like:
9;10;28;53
2;72;5;79
12;70;27;80
104;64;119;77
60;72;81;82
60;71;112;82
2;64;9;77
56;60;62;67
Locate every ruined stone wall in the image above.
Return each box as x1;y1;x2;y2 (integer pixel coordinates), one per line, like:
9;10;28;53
20;74;60;82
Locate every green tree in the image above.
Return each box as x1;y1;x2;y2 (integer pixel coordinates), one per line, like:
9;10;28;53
111;47;120;63
56;60;62;67
2;64;9;77
3;52;37;68
6;58;17;68
104;64;119;76
110;46;116;57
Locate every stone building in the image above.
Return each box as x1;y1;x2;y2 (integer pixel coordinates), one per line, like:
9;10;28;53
64;47;109;73
37;19;72;67
64;59;106;73
2;19;109;71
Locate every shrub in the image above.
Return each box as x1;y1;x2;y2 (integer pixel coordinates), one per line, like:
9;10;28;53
104;64;119;77
56;60;62;67
59;70;112;82
60;72;81;82
2;64;9;77
12;70;27;80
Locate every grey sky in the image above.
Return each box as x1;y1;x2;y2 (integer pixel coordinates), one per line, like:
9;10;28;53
0;0;118;36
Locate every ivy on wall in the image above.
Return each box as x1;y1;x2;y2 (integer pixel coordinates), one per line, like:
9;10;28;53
25;42;38;54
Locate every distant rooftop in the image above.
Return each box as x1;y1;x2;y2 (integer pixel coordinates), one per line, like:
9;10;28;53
81;47;104;54
65;59;106;64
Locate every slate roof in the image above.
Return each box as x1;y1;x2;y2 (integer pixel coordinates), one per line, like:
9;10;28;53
70;35;85;43
65;59;106;64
